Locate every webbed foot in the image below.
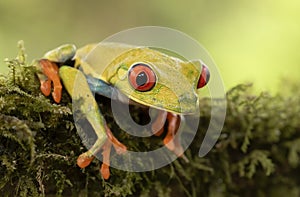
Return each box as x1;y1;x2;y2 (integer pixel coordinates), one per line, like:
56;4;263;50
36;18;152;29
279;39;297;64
77;152;95;168
76;124;127;180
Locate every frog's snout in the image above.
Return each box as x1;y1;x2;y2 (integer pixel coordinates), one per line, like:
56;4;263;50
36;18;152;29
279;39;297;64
177;92;199;114
197;64;210;89
178;93;198;105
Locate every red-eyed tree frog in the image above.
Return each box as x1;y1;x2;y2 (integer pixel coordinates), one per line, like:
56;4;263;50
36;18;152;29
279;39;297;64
36;42;210;180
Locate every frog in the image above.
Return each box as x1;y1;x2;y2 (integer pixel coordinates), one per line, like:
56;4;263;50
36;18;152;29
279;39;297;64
35;42;210;180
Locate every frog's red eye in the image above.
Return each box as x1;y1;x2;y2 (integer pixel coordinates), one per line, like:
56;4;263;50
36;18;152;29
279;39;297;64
197;64;210;89
128;63;156;92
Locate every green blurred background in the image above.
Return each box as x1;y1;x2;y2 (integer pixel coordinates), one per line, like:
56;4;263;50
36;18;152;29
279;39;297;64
0;0;299;93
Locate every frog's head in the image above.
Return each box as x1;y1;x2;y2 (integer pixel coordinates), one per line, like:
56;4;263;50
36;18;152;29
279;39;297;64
103;47;210;114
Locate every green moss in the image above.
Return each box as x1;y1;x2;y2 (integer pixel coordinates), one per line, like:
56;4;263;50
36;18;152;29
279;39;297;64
0;42;299;197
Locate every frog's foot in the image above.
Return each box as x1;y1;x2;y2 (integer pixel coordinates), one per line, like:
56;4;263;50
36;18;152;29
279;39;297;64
76;126;126;180
38;59;62;103
163;113;189;162
76;135;109;169
77;152;95;168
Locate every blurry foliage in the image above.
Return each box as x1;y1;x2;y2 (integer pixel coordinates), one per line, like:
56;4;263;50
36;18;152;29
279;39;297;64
0;43;300;197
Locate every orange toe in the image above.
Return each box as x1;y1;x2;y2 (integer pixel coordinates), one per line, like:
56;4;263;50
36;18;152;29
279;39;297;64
38;59;62;103
40;80;51;96
52;86;62;103
100;164;110;180
163;137;175;151
77;154;95;168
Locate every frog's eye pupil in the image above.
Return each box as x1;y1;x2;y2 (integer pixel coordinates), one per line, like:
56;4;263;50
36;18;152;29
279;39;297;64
128;63;156;92
136;71;147;86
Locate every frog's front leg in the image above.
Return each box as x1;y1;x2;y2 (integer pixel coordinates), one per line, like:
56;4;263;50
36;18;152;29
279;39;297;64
151;110;168;136
165;113;188;162
59;66;108;164
59;66;127;179
152;112;189;162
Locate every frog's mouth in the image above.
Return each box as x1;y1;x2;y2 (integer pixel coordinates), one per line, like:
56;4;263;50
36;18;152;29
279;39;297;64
136;98;198;115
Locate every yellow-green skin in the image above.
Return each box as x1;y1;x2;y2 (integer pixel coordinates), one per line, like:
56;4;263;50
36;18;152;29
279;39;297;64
43;42;203;158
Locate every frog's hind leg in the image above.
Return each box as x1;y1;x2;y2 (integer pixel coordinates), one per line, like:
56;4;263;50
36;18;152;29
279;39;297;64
59;66;108;168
